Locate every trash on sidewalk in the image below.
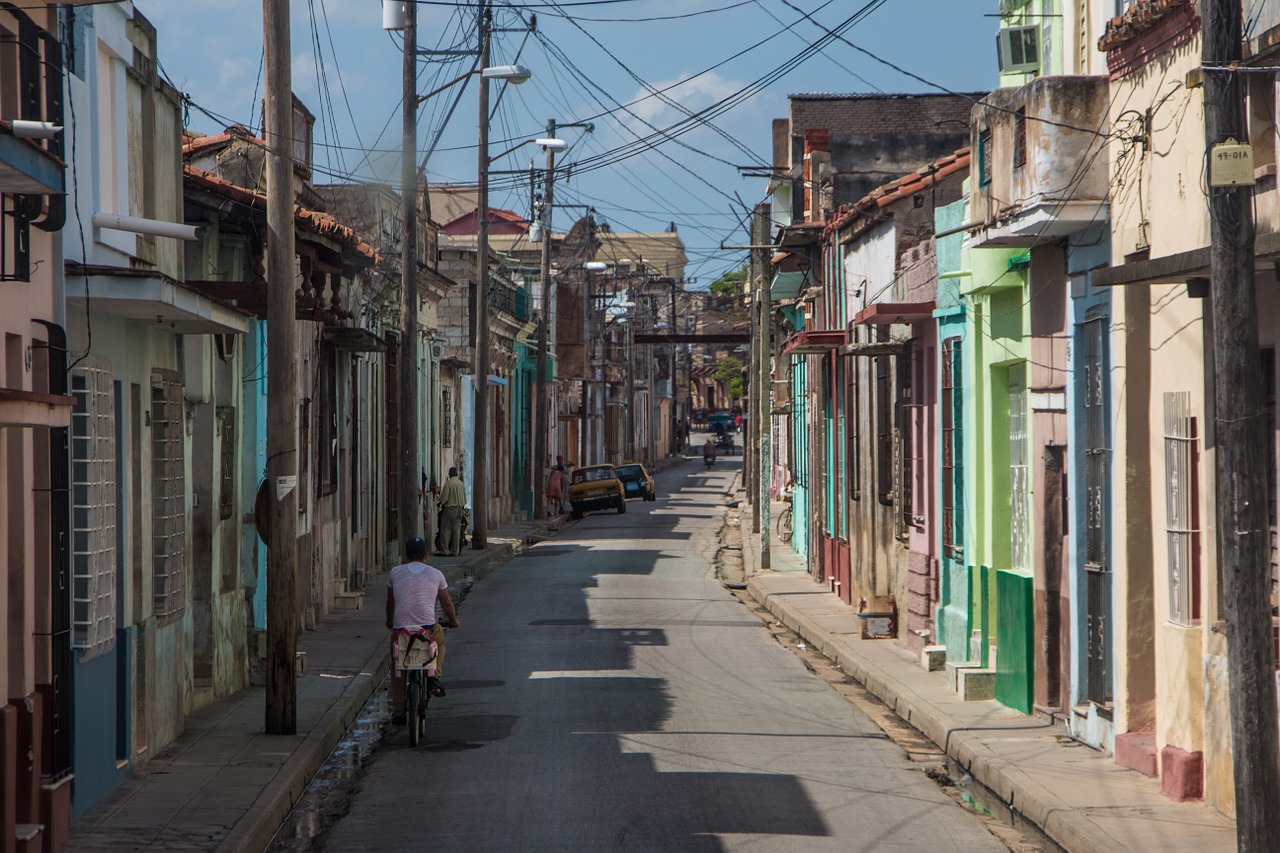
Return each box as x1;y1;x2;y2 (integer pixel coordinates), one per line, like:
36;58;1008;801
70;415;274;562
856;595;897;640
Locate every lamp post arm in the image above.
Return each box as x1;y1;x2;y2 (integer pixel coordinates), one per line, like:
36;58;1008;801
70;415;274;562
416;69;480;105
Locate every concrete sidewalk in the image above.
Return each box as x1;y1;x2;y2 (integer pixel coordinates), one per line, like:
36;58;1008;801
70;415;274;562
736;509;1237;853
65;518;558;853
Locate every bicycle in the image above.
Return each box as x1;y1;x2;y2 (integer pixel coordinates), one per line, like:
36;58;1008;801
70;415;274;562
776;492;794;544
394;628;439;747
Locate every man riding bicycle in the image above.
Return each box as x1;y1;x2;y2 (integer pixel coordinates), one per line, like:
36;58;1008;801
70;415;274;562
386;537;460;725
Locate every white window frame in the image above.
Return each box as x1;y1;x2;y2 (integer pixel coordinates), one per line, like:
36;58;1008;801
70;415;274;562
151;369;186;621
1164;391;1200;626
71;358;116;656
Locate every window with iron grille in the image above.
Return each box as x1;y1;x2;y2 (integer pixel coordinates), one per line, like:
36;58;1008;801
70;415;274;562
151;369;186;621
1009;367;1030;573
1164;391;1200;626
978;129;993;187
836;358;847;538
1084;311;1109;569
218;409;235;522
875;329;893;505
1263;350;1277;618
897;344;915;537
319;346;338;495
1013;108;1027;169
442;387;453;448
71;358;116;655
847;344;861;501
941;338;964;559
385;333;399;540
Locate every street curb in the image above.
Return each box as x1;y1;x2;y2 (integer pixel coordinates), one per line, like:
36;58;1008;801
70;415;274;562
217;637;391;853
219;530;542;853
745;577;1124;853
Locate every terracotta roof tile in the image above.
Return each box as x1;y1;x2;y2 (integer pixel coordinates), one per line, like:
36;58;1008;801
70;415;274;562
826;147;971;237
184;166;376;263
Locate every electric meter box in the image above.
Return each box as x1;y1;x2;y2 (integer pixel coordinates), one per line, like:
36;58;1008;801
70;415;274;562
1210;139;1256;187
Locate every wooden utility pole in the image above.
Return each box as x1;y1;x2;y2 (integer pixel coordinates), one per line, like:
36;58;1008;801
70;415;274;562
472;1;493;549
263;0;298;736
399;1;420;543
755;202;772;571
534;120;557;519
1203;3;1280;848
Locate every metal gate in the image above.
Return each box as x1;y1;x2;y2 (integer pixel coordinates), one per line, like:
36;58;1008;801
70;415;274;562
1083;310;1112;707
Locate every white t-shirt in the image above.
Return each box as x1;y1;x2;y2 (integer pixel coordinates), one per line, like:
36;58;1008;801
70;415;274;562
387;561;448;628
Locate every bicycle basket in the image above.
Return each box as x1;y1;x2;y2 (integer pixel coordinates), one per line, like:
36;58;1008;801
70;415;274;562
395;633;438;672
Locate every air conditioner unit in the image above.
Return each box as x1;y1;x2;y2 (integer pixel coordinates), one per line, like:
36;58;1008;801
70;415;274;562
997;25;1041;74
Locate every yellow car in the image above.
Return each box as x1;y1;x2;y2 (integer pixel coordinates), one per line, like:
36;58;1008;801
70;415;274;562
616;463;656;502
568;464;626;519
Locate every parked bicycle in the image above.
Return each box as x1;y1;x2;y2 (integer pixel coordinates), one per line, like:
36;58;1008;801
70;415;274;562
776;491;794;544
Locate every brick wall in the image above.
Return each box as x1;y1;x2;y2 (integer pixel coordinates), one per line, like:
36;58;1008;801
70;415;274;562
789;93;981;211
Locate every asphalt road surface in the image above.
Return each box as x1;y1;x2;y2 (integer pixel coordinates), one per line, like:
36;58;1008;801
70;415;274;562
319;455;1007;853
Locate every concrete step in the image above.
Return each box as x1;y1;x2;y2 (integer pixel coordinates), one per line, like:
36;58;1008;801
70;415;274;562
334;591;364;611
921;644;947;672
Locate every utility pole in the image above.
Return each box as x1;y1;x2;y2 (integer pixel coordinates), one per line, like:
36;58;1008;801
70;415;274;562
582;265;592;465
534;120;557;519
472;1;493;549
263;0;298;736
755;202;772;571
669;282;679;456
1203;3;1280;849
399;0;420;543
626;313;635;460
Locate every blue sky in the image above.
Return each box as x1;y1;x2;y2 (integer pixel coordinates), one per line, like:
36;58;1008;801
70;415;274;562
136;0;997;284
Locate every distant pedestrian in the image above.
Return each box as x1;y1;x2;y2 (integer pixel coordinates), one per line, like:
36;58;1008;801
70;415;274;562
439;467;467;556
545;462;564;516
560;461;574;513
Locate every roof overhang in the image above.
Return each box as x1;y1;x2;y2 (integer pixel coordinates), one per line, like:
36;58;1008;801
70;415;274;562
66;268;251;335
0;133;64;195
854;301;936;325
840;340;910;357
771;270;808;301
322;326;386;352
967;200;1109;249
781;329;848;355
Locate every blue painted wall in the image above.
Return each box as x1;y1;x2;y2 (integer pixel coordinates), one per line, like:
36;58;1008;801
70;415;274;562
71;631;131;818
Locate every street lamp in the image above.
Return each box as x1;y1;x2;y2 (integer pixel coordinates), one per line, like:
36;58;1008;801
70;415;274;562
393;0;531;550
472;14;535;548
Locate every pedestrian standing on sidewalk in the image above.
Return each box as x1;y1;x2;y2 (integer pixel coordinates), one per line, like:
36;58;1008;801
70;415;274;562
386;537;459;724
439;467;467;556
545;461;564;517
560;461;574;514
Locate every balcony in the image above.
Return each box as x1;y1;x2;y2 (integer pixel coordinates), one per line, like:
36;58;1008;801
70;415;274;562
968;76;1109;249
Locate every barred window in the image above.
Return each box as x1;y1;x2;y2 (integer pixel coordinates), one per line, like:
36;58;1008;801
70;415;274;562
442;387;453;448
1009;367;1030;573
151;369;186;621
71;358;116;656
1164;391;1200;626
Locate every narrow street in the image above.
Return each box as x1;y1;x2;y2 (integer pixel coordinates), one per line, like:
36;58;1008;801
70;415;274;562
318;453;1007;853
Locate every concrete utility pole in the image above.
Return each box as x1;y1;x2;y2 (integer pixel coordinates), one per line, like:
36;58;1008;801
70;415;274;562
534;120;557;519
263;0;298;735
1202;3;1280;849
399;1;420;543
755;202;771;571
472;2;493;549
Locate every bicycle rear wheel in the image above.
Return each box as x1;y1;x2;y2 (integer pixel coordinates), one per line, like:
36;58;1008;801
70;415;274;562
777;507;794;543
406;673;421;747
417;679;429;741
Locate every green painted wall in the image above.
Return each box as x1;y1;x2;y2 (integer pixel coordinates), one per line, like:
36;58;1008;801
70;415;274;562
961;246;1033;707
995;569;1035;713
